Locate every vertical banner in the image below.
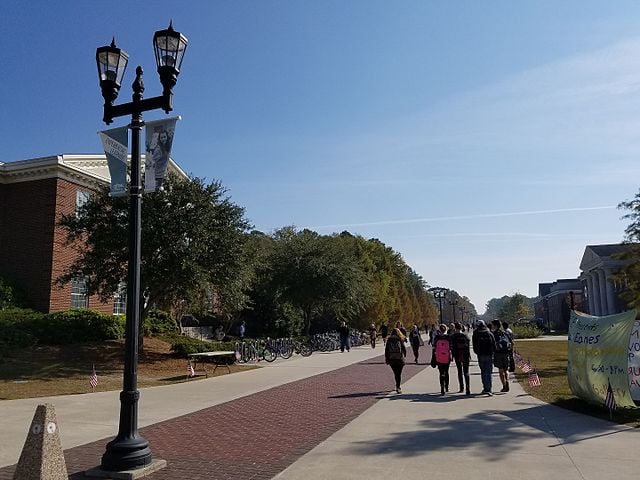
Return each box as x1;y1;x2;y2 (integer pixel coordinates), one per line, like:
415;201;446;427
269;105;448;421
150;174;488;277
144;116;180;192
629;320;640;402
98;127;129;197
567;309;637;408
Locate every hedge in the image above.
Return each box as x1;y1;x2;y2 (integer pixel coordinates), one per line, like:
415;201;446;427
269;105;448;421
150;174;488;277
168;334;236;357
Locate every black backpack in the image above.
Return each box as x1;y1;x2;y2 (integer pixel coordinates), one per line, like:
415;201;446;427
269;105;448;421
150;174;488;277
387;337;403;360
475;330;494;355
495;331;511;353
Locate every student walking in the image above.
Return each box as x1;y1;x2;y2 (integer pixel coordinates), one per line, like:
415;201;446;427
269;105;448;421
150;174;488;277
491;320;511;392
380;322;389;345
408;324;422;363
385;328;407;393
472;320;496;395
368;323;378;349
450;322;471;395
502;321;515;373
338;321;350;353
434;324;452;395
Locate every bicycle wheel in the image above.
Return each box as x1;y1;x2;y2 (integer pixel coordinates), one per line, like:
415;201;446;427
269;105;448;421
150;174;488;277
263;346;277;362
279;345;293;359
299;343;312;357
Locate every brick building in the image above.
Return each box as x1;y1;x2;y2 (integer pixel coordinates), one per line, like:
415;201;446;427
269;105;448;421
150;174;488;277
0;154;185;314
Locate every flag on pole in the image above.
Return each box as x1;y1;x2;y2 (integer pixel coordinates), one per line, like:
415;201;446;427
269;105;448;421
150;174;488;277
605;378;617;413
521;363;532;374
98;126;129;197
89;364;99;390
187;361;195;378
528;371;541;387
144;116;180;192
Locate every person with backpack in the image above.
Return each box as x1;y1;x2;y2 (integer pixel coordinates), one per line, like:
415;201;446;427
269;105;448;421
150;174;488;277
490;320;511;392
472;320;496;395
338;321;350;353
502;321;515;373
450;322;471;395
433;324;452;395
385;328;407;393
380;322;389;345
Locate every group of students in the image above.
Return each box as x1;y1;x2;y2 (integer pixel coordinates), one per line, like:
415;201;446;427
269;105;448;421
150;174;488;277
383;319;514;396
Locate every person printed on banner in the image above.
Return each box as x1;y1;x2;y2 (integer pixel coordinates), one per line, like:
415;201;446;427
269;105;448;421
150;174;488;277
408;324;422;363
434;324;452;395
338;321;350;353
502;321;516;373
385;328;407;393
491;320;511;392
368;323;378;349
472;320;496;396
450;322;471;395
380;322;389;345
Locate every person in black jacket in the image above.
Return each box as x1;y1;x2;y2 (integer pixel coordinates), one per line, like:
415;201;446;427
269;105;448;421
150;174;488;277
385;328;407;393
380;322;389;345
450;322;471;395
408;324;422;363
338;321;350;353
472;320;496;396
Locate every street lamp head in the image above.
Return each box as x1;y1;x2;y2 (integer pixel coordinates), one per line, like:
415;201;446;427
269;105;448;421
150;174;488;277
153;21;188;104
96;38;129;108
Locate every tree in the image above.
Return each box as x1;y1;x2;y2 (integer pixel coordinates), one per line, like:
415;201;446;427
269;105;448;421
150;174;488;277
497;293;533;323
59;174;251;350
609;193;640;309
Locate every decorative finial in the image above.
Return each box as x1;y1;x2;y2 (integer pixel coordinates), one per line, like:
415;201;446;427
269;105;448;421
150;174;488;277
110;37;116;48
168;20;174;31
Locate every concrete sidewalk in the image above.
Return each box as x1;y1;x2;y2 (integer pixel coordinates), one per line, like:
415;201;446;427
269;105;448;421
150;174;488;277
276;358;637;480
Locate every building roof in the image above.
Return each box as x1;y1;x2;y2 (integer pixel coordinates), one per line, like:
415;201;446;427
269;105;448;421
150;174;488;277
0;154;187;190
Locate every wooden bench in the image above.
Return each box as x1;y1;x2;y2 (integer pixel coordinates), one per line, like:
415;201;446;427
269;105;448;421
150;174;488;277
187;351;236;378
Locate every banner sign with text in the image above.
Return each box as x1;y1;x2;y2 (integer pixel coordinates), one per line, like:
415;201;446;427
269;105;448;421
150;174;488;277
568;309;637;408
144;116;179;192
98;127;129;197
629;320;640;402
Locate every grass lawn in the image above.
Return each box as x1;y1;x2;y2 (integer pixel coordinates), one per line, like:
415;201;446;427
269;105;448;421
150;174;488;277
0;337;257;400
514;339;640;427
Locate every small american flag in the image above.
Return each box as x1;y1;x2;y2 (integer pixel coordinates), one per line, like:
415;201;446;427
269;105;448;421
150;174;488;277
528;371;541;387
187;361;195;378
521;363;532;373
605;378;617;413
89;365;98;389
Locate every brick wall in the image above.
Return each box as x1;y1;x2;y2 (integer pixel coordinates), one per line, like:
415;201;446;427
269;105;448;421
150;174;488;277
0;177;113;314
50;178;113;314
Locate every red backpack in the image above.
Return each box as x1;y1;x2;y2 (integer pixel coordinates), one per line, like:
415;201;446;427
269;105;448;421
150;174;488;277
434;337;451;364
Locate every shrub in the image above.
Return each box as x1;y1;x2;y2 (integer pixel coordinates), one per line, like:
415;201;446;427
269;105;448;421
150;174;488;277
144;310;179;336
512;323;543;339
33;310;125;344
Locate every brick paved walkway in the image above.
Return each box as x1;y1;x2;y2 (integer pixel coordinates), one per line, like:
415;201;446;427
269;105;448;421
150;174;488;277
1;356;428;479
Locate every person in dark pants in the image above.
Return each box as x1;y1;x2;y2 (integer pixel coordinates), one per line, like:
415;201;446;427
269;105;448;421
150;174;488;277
380;322;389;345
433;324;451;395
408;324;421;363
385;328;407;393
450;322;471;395
338;321;350;352
502;321;515;373
472;320;496;395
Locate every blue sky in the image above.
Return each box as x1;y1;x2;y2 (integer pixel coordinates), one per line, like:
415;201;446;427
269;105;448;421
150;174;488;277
3;1;640;313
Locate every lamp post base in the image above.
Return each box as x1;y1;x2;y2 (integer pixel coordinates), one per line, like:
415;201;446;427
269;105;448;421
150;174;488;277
85;459;167;479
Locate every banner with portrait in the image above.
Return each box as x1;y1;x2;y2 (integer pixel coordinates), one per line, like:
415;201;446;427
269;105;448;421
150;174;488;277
144;116;180;192
567;309;637;408
98;126;129;197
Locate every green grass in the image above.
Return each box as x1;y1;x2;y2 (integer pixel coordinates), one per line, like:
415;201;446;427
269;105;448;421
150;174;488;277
515;340;640;427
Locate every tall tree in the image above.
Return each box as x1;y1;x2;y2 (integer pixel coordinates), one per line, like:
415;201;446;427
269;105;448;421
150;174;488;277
498;293;533;323
59;174;251;349
610;193;640;309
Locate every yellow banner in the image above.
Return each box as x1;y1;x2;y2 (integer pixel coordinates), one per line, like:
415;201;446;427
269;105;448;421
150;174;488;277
568;310;637;408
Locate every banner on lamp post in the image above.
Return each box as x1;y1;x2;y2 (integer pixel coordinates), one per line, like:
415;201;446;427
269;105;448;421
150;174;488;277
98;127;129;197
144;116;180;192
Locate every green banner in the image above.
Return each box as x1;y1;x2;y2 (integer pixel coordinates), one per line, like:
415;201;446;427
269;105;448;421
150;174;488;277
568;310;637;408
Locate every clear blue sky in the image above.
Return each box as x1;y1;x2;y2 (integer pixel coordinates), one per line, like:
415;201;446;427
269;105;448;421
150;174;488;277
3;1;640;313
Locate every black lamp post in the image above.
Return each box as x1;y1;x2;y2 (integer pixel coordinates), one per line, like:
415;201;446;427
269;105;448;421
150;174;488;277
428;287;448;325
449;298;459;323
95;22;187;473
458;305;467;326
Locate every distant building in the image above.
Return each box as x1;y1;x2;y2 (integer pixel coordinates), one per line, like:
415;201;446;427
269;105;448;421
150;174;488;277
533;279;584;332
0;154;186;314
578;244;632;317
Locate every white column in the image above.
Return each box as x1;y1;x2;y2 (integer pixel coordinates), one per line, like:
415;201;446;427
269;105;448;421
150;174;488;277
592;271;602;316
604;268;617;314
598;269;609;315
586;274;595;315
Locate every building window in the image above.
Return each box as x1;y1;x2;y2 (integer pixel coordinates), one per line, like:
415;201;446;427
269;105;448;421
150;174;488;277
76;190;90;217
113;283;127;315
70;277;88;309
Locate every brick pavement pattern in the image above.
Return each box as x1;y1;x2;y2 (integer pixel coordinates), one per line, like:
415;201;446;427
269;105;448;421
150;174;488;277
1;356;429;480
